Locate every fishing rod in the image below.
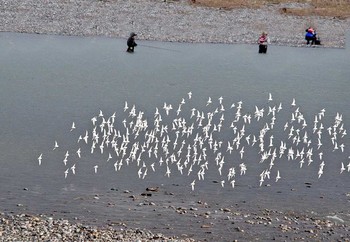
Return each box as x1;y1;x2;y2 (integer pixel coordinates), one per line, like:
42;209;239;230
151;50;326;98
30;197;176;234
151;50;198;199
138;44;181;53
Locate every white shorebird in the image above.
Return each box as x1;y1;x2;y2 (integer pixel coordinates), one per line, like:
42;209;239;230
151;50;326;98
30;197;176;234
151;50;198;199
94;165;98;174
190;180;195;191
63;157;68;166
340;162;345;174
142;168;148;179
71;164;76;175
53;141;59;150
230;180;235;188
64;151;69;159
218;96;223;104
64;168;69;179
137;167;143;179
259;173;264;187
150;162;155;172
163;103;173;116
275;170;281;182
76;148;81;158
319;152;323;160
165;165;171;177
277;102;282;112
38;154;42;166
239;163;247;175
124;101;129;112
268;93;273;102
291;98;296;106
206;97;212;106
91;116;97;126
187;91;192;99
70;122;76;132
83;131;89;144
239;146;245;159
318;168;323;178
107;153;112;162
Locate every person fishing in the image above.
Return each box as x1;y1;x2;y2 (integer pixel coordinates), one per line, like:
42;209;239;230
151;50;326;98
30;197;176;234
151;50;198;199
305;27;315;45
258;32;270;54
126;32;137;53
305;27;318;45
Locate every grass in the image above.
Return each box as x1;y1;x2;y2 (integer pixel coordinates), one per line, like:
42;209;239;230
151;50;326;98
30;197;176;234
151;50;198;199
191;0;350;19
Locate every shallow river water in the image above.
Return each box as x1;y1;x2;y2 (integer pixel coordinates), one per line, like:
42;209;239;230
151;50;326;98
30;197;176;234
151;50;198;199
0;32;349;240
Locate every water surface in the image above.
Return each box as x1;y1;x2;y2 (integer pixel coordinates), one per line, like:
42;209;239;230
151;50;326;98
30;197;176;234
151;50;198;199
0;32;349;240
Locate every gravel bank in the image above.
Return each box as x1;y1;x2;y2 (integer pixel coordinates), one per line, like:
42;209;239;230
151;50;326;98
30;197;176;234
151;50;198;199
0;212;195;241
1;207;350;242
0;0;348;48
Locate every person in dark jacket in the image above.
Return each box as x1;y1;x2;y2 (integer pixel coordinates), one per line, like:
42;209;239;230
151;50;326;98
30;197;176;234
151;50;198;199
127;32;137;53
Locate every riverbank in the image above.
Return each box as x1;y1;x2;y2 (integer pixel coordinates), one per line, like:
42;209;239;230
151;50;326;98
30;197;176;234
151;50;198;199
0;212;195;241
1;201;350;242
0;0;348;48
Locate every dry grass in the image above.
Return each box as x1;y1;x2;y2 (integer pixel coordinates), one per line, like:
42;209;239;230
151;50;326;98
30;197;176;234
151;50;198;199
191;0;350;19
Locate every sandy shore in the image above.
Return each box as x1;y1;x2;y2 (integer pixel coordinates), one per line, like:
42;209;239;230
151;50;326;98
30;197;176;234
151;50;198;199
0;0;348;48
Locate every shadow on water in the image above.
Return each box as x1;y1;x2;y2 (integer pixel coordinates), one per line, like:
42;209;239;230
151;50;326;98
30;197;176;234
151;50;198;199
0;32;349;240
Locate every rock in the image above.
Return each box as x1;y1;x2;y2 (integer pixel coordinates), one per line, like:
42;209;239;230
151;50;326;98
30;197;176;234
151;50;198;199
326;215;345;223
201;224;211;228
235;227;244;232
146;187;159;192
140;193;152;197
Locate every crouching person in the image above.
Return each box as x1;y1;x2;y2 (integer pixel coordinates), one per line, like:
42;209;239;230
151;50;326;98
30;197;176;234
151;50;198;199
127;32;137;53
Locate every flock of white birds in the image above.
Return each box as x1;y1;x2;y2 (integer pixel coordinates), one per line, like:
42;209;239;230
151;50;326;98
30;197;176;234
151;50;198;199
38;92;349;191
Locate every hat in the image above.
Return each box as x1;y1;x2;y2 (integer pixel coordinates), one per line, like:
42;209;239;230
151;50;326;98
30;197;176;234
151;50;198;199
130;32;137;37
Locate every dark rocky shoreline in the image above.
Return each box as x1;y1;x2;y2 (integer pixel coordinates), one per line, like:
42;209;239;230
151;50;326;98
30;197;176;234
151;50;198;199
1;204;349;241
